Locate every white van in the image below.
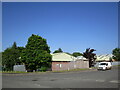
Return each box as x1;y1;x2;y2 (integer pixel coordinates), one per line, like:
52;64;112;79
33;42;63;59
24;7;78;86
97;62;112;70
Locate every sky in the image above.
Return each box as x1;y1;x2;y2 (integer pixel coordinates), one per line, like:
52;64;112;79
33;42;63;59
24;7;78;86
2;2;118;54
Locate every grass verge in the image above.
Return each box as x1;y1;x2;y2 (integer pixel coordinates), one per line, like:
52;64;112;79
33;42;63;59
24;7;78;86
1;71;27;74
1;65;120;74
51;68;91;73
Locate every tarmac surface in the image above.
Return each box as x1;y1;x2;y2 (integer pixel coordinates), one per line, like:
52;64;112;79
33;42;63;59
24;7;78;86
2;66;120;88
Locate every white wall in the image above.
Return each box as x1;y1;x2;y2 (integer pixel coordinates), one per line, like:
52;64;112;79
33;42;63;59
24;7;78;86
13;65;26;71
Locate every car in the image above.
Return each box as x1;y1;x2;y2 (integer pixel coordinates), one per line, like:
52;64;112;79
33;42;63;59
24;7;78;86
97;62;112;71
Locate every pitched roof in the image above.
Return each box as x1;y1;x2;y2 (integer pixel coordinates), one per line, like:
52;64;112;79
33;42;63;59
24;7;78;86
76;56;87;60
96;54;113;61
52;53;76;61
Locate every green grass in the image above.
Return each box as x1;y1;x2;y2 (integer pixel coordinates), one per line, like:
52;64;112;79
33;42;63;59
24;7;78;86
1;65;120;74
1;68;90;73
1;71;27;73
51;68;90;73
112;65;120;67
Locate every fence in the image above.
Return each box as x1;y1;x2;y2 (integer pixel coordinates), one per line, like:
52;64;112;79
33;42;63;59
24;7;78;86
52;60;89;71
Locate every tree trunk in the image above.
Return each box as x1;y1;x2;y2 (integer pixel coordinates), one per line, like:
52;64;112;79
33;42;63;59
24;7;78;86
89;59;92;68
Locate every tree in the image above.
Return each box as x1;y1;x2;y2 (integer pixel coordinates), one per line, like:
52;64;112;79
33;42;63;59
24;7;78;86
53;48;63;53
65;52;72;55
12;42;17;49
83;48;96;67
112;48;120;61
17;47;25;64
72;52;83;57
0;52;1;64
2;42;20;71
0;52;2;70
21;34;51;72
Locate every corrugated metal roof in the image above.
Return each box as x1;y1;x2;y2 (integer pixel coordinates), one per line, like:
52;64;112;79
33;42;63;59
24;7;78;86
76;56;87;60
52;53;75;61
52;53;113;62
96;54;113;61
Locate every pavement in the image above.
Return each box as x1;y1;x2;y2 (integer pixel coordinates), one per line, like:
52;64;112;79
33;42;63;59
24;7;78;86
2;66;120;88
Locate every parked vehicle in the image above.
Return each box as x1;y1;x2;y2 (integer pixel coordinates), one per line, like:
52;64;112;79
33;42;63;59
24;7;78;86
97;62;112;71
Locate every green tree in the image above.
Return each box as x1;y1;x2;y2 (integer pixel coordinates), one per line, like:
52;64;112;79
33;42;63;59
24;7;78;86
12;42;17;49
72;52;83;57
53;48;63;53
2;42;20;71
83;48;96;67
65;52;72;55
17;46;25;64
21;34;51;72
0;52;1;65
112;48;120;61
0;52;2;71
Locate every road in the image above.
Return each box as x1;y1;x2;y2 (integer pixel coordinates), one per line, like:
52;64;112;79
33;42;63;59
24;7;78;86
2;66;119;88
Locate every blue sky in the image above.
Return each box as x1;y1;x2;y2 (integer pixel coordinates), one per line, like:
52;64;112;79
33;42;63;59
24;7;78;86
2;2;118;54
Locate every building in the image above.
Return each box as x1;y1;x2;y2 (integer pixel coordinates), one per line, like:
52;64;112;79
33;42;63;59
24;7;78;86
52;53;89;71
95;54;113;62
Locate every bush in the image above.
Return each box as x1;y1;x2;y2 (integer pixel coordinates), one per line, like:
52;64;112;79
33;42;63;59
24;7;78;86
40;67;48;72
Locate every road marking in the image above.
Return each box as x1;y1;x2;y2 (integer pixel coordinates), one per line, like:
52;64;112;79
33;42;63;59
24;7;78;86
109;80;119;83
96;80;105;82
34;84;41;86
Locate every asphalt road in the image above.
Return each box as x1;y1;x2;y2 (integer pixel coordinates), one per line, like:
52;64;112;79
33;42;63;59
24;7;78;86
2;66;120;88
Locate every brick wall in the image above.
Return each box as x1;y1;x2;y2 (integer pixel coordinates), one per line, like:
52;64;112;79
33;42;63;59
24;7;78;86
52;60;89;71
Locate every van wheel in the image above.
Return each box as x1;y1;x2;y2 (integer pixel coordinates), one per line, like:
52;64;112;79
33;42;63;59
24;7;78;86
106;67;107;70
97;69;100;71
109;67;112;70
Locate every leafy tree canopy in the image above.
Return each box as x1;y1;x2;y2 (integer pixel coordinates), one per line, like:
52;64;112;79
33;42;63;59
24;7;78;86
112;48;120;61
0;52;2;66
12;42;17;49
53;48;63;53
83;48;96;67
72;52;83;57
21;34;51;72
65;52;72;55
2;42;22;71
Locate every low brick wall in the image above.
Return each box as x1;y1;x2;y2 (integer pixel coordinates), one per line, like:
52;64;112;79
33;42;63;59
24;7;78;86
52;60;89;71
